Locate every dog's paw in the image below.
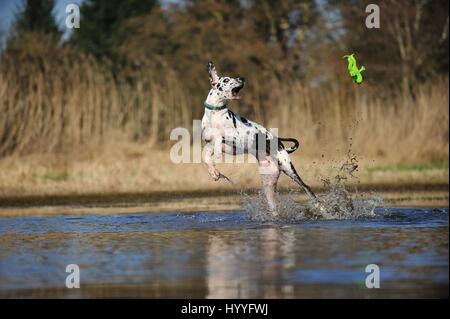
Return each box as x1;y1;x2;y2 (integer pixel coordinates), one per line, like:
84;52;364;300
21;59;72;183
208;167;221;181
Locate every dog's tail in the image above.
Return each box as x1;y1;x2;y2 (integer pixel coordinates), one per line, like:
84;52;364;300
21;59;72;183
279;137;300;154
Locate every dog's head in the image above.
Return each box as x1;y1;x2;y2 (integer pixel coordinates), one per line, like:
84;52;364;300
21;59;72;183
207;61;245;102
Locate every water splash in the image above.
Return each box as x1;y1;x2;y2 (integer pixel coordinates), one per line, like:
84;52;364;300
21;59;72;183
243;153;384;222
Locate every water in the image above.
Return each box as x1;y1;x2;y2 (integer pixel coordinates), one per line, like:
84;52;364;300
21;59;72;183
0;205;448;298
244;152;384;222
244;183;384;222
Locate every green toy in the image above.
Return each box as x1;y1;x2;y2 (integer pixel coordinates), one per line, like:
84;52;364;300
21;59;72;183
343;53;365;84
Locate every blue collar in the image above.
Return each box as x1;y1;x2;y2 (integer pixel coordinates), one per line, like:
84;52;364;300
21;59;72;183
204;101;227;111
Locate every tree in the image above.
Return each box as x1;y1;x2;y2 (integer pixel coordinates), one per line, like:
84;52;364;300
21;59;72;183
70;0;159;62
8;0;61;41
4;0;62;62
328;0;449;94
249;0;318;54
383;0;449;94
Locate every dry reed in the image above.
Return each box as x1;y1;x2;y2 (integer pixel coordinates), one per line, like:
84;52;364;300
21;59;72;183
0;53;448;165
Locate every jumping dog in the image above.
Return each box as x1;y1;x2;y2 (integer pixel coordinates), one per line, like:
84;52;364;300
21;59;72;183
201;61;320;212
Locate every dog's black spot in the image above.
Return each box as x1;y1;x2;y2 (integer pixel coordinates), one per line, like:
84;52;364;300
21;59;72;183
241;117;248;124
289;162;299;177
265;134;271;155
231;139;237;155
246;130;250;135
228;110;237;128
255;133;259;160
223;78;229;83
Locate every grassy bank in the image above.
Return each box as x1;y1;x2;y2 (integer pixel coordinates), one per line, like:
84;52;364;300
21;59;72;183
0;143;447;200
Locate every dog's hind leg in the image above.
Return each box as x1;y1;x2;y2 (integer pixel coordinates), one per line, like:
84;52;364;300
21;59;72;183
277;150;317;200
258;155;280;214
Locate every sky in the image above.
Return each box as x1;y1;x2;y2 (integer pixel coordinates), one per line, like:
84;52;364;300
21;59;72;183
0;0;85;39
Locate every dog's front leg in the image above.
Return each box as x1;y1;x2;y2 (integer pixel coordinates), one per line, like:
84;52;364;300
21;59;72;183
202;140;222;181
202;124;224;181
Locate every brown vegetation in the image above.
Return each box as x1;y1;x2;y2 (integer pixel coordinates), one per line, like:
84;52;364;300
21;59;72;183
0;44;447;160
0;0;448;198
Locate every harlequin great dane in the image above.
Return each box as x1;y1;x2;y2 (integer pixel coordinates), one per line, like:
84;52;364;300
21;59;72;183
201;61;319;213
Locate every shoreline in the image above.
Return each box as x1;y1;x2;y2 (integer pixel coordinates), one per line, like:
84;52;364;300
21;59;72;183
0;184;447;217
0;182;448;207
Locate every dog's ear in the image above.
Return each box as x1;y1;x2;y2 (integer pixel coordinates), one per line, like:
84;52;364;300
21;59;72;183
207;61;219;86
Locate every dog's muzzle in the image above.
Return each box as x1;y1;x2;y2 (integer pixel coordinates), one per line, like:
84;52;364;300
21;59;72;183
231;85;243;99
232;85;243;95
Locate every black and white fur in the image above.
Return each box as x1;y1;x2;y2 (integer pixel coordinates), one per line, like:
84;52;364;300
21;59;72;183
202;61;318;212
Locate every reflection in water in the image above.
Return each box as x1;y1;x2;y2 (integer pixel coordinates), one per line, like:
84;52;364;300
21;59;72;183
206;227;296;298
0;207;448;298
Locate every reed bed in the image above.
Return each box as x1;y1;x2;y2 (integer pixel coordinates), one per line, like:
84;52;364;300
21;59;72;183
0;52;448;164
